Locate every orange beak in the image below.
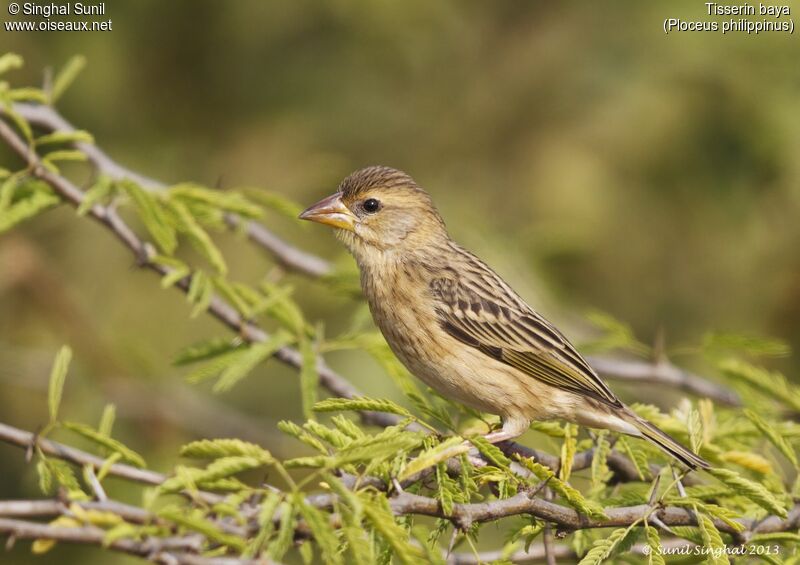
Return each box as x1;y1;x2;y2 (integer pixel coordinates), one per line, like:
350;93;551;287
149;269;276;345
299;192;357;231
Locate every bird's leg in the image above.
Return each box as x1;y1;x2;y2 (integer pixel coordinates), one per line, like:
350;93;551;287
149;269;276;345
464;418;529;468
481;417;530;444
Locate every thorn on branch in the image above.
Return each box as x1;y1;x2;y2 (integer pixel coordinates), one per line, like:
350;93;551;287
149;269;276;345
25;425;44;464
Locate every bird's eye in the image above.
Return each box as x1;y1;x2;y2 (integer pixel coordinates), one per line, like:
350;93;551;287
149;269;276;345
362;198;381;213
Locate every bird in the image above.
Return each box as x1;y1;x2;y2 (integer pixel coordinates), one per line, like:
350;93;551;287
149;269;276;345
299;166;709;470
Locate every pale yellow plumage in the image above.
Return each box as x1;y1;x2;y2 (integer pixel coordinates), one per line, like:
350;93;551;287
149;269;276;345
300;166;709;470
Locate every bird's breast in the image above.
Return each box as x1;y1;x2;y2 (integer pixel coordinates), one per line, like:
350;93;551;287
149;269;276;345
357;257;564;419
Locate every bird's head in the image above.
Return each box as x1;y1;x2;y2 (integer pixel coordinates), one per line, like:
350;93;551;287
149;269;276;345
299;166;447;260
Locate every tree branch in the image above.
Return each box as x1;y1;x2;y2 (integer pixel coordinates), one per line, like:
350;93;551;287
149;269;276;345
586;356;741;407
0;517;254;565
9;102;332;278
0;421;164;486
389;490;800;537
0;113;401;431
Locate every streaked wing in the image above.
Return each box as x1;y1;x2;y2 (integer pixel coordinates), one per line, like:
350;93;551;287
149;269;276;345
430;251;621;407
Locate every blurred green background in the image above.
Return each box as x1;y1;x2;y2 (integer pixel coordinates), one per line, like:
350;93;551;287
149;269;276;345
1;1;799;562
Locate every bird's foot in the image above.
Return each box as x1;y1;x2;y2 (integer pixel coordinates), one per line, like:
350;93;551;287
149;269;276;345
481;429;518;444
480;417;530;445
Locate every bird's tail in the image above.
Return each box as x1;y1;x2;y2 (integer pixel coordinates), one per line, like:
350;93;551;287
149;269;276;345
625;411;711;471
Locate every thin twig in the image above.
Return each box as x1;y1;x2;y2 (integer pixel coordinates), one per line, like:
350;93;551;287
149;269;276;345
0;421;164;486
0;517;250;565
541;488;557;565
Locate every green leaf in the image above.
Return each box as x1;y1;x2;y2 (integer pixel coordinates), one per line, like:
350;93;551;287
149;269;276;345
469;435;511;468
180;438;272;462
102;523;141;547
184;347;249;384
77;175;113;216
163;198;227;275
168;183;262;218
720;359;800;412
748;532;800;545
48;345;72;424
559;423;577;481
2;102;33;141
326;333;432;416
7;87;47;103
689;501;745;533
119;179;177;254
98;404;116;437
708;467;787;518
174;337;244;366
63;422;145;468
697;512;729;565
314;397;413;418
40;456;82;495
323;473;364;521
577;527;632;565
0;189;61;233
160;456;264;492
41;149;88;163
35;129;94;147
745;409;798;467
686;405;703;453
0;173;16;210
703;332;790;358
259;281;309;335
0;53;23;75
528;421;567;437
267;502;295;561
240;188;302;219
581;309;649;355
283;455;330;468
341;523;374;565
295;494;343;565
616;437;648;481
212;331;294;393
51;55;87;102
36;459;53;495
299;337;319;420
147;254;189;288
362;494;424;565
644;526;666;565
277;420;327;453
435;463;457;515
399;437;467;480
187;271;213;317
158;507;245;551
286;427;424;469
303;420;350;449
720;450;772;475
243;491;282;558
211;277;252;318
333;427;425;466
331;415;365;440
589;433;613;498
516;457;608;520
